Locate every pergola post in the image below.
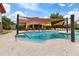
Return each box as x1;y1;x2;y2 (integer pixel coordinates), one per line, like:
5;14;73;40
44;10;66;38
66;18;68;33
71;15;75;42
16;14;19;35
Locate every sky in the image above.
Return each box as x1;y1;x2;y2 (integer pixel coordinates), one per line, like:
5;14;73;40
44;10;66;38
2;3;79;23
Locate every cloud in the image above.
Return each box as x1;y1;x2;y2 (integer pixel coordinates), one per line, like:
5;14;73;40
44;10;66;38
3;3;10;13
68;4;73;7
2;3;11;18
18;3;47;13
68;11;79;15
63;14;70;18
19;3;39;11
2;4;26;22
59;3;74;7
64;11;79;24
59;3;66;6
73;8;79;11
68;11;79;22
43;16;49;18
7;11;26;23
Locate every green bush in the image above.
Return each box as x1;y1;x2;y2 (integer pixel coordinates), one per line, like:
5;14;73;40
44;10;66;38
75;27;79;30
51;25;65;28
18;25;25;30
2;16;15;30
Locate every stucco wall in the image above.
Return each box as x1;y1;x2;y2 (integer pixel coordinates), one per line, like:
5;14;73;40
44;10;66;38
0;12;1;22
0;22;3;32
0;12;3;32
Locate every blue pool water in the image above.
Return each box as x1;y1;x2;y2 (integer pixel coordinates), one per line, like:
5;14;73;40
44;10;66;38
16;31;79;42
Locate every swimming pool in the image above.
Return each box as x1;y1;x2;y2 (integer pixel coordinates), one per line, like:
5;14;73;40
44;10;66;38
16;31;79;42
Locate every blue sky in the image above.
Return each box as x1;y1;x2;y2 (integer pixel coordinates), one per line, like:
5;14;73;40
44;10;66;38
3;3;79;23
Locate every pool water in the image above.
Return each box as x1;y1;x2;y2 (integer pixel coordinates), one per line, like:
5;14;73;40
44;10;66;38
16;31;79;42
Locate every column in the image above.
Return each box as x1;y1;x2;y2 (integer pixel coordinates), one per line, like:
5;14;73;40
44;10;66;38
26;24;27;30
33;24;34;30
42;25;43;29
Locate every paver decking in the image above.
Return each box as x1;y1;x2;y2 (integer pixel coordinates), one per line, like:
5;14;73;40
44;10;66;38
0;31;79;56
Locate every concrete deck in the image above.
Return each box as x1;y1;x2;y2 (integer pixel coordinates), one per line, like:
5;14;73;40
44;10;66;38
0;31;79;56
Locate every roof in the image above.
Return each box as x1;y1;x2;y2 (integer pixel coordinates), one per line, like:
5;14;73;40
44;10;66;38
19;17;64;26
26;17;51;26
0;3;6;13
19;19;26;24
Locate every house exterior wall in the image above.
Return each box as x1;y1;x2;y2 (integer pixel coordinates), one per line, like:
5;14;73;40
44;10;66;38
0;12;3;32
0;3;6;13
0;12;1;22
0;4;6;32
19;18;64;30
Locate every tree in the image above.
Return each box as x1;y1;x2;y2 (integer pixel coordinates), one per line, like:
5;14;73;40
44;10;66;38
50;13;63;18
2;16;15;30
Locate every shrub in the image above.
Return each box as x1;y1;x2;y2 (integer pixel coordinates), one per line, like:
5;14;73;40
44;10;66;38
18;25;25;30
2;16;15;30
75;27;79;30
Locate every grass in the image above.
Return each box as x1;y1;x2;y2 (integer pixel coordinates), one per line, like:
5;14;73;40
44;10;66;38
0;30;12;35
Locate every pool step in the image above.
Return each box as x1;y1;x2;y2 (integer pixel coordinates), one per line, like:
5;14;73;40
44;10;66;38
15;33;25;37
15;33;31;39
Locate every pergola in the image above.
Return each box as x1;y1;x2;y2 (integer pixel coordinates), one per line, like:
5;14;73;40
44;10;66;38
65;15;75;42
16;14;75;42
